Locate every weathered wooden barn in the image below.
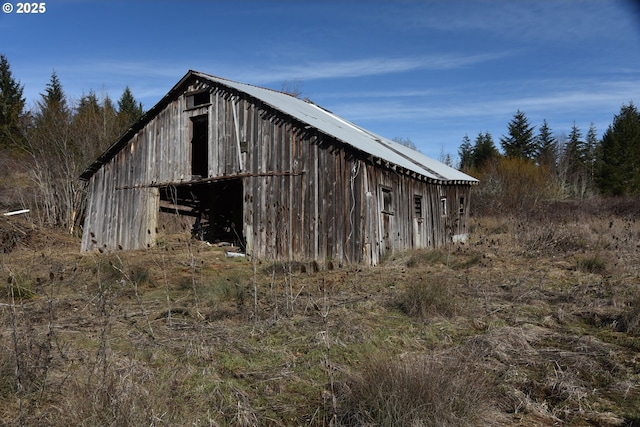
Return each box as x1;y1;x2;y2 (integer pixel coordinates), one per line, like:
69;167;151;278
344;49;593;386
80;70;477;265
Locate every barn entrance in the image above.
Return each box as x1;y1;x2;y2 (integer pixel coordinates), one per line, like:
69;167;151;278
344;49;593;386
191;115;208;178
158;178;245;249
205;179;244;246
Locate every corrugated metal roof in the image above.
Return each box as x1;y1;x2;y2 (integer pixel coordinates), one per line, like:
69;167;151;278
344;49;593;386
192;71;477;184
80;70;477;184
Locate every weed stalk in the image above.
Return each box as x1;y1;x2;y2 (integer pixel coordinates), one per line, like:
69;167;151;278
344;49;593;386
112;254;155;340
7;272;25;422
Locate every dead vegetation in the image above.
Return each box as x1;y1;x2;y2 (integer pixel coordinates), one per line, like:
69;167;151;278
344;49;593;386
1;199;640;426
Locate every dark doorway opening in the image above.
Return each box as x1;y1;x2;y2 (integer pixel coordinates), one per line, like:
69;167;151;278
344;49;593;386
191;115;208;178
158;179;245;250
206;179;244;247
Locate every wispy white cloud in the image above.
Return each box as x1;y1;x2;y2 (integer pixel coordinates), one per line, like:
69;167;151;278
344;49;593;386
234;51;513;84
15;47;515;109
321;88;452;100
327;78;640;123
322;78;639;150
338;84;638;158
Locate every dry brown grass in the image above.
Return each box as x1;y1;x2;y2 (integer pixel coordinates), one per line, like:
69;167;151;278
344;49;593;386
1;200;640;426
336;351;496;427
396;273;461;319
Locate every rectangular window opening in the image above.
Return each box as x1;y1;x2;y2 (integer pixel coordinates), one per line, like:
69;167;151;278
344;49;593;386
414;195;423;218
440;196;447;217
459;196;465;215
186;91;211;109
381;187;393;214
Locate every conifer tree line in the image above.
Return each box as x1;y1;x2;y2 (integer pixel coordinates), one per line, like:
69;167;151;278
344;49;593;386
0;54;143;233
458;104;640;212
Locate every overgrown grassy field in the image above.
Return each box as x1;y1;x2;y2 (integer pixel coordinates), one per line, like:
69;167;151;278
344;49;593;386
1;199;640;426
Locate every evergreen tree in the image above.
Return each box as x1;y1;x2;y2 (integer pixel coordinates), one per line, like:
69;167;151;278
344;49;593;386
77;90;100;114
443;152;452;167
102;93;116;118
74;90;119;161
473;131;499;169
100;93;120;142
117;86;143;130
458;134;473;170
585;123;598;179
536;119;557;170
563;122;584;178
500;110;537;159
560;122;595;198
596;102;640;196
0;54;25;147
40;70;67;114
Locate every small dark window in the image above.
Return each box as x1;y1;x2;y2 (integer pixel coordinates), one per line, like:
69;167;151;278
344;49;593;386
186;91;210;109
459;196;465;215
440;196;447;216
414;195;423;218
381;187;393;214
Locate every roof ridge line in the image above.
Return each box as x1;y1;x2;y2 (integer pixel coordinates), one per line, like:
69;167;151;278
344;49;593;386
305;103;448;180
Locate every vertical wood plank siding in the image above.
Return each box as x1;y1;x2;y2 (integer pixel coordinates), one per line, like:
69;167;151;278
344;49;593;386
82;78;473;264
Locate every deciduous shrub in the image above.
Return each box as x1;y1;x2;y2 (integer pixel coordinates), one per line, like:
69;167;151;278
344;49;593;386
471;157;554;216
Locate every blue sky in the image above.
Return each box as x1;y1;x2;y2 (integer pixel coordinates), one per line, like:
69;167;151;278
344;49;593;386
1;0;639;161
